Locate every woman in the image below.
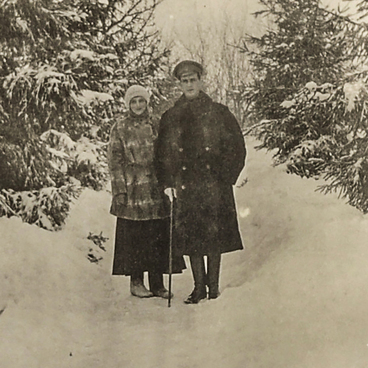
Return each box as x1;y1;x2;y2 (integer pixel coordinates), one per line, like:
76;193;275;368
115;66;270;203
108;85;185;299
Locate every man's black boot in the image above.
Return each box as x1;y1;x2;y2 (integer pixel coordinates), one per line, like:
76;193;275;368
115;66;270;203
184;255;207;304
208;252;221;299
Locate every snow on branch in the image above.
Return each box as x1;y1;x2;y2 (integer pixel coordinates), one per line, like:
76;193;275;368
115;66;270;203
1;185;82;231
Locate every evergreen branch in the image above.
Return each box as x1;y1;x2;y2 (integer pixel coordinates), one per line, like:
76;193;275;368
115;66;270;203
243;120;274;136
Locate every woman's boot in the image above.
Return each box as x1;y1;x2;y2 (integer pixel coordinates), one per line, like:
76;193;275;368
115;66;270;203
208;252;221;299
148;271;173;299
130;272;153;298
184;255;207;304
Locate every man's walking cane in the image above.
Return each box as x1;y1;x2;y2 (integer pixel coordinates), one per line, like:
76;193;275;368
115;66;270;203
168;189;175;308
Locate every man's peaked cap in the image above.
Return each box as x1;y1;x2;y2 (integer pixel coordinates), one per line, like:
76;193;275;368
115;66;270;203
173;60;204;80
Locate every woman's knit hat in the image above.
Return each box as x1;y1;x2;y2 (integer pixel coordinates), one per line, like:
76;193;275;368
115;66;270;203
124;85;150;108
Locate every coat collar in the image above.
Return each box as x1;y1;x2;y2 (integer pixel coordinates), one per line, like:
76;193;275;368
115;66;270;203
175;91;212;110
125;110;151;127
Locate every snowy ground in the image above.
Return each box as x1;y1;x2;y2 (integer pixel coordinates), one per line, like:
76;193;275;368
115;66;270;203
1;137;368;368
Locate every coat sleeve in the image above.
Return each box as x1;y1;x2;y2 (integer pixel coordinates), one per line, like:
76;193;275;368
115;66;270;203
220;106;246;185
107;123;127;197
154;111;176;189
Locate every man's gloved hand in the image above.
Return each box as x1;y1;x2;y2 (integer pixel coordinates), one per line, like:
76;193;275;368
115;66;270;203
115;193;127;205
164;188;177;202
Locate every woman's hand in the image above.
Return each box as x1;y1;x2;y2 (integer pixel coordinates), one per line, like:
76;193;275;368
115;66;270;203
164;188;177;202
115;193;127;205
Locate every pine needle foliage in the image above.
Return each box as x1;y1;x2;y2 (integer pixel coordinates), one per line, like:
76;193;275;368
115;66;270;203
245;0;368;213
0;185;82;230
0;0;169;228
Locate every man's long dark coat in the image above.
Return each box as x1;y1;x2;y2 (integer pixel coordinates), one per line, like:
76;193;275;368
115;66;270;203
155;91;246;256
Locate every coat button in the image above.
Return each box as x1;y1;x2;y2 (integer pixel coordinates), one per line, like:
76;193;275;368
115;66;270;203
206;164;210;169
205;146;210;151
181;185;186;190
182;166;187;171
179;147;183;152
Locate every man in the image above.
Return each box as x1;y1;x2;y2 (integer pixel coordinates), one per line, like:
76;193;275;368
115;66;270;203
155;60;246;304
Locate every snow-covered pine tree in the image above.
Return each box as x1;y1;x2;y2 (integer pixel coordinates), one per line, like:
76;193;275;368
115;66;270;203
0;0;169;229
245;0;351;154
244;0;368;213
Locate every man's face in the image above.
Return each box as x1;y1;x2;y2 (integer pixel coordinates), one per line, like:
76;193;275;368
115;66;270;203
179;73;201;100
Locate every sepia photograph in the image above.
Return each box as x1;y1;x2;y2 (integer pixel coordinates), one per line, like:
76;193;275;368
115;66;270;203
1;0;368;367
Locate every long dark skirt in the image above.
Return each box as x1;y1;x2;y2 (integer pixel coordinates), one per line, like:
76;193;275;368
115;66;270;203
112;217;186;276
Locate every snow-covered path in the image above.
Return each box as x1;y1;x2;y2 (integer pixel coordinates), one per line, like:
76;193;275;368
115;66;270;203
1;137;368;368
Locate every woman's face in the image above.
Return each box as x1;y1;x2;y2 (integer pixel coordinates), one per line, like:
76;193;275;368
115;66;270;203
130;96;147;115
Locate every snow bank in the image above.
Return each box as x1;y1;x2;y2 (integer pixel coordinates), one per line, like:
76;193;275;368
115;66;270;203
0;188;115;367
2;139;368;368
